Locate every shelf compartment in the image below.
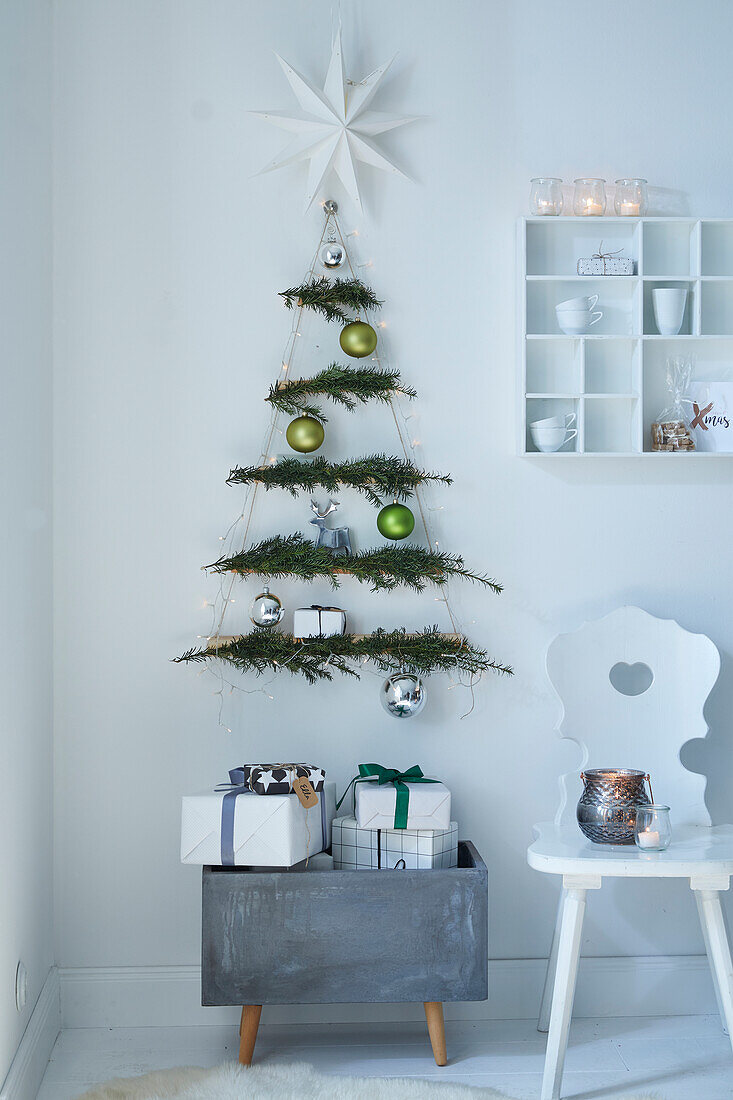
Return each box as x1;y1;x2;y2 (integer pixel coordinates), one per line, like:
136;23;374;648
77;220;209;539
525;338;581;394
701;281;733;335
527;278;637;336
584;338;640;395
525;397;579;454
641;337;733;451
701;222;733;275
583;397;639;454
525;220;638;277
642;280;696;336
642;220;697;276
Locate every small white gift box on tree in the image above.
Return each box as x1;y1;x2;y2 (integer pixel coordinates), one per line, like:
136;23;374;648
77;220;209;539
293;605;347;638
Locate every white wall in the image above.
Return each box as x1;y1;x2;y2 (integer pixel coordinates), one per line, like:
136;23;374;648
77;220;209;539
0;0;53;1080
53;0;733;986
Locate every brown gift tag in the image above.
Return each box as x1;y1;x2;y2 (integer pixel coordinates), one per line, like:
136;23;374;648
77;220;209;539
292;775;318;808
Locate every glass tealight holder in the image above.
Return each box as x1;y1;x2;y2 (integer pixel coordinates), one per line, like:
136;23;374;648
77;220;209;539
573;178;606;216
634;805;672;852
614;178;647;217
530;177;563;216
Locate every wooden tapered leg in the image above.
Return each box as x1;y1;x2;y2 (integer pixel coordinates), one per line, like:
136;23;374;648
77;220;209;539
424;1001;447;1066
238;1004;262;1065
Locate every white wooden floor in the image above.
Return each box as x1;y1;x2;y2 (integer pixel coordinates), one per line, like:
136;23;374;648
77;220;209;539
37;1016;733;1099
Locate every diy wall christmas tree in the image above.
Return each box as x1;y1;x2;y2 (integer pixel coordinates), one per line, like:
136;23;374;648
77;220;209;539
176;202;511;718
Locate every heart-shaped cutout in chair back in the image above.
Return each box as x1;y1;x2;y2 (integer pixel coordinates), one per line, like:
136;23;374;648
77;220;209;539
609;661;654;697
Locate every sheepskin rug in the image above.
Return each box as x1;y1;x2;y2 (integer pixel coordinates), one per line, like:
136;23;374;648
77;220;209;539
77;1063;507;1098
77;1060;663;1100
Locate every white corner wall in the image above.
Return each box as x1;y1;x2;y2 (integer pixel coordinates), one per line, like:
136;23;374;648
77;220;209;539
0;0;53;1082
52;0;733;1012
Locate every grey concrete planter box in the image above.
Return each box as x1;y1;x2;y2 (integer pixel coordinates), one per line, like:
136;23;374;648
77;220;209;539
202;840;488;1006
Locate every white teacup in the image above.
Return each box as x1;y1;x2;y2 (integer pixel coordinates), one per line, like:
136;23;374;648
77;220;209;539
531;413;576;430
556;308;602;334
652;287;687;335
556;294;599;312
530;424;577;452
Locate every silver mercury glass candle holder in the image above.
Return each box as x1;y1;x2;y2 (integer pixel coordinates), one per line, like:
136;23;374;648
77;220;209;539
577;768;653;845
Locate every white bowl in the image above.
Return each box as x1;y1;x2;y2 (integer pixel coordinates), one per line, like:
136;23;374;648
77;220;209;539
556;310;594;335
531;426;566;452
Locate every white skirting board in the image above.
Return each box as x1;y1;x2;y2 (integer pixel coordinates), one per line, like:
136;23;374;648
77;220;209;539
60;955;718;1029
0;968;61;1100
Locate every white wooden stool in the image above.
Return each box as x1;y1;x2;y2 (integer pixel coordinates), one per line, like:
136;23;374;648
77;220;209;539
527;606;733;1100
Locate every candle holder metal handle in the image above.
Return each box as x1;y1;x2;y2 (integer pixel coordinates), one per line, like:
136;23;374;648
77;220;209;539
577;769;653;845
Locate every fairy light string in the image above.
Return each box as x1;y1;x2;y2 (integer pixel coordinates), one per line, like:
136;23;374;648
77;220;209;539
202;202;481;726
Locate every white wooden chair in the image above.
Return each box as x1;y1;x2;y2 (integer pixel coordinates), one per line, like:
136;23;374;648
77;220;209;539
528;606;733;1100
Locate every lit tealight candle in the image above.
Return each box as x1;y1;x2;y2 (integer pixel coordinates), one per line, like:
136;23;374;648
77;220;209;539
583;198;603;216
637;829;661;849
618;201;640;217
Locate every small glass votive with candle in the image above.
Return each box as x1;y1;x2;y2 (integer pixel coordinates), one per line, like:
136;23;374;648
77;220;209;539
634;805;672;852
530;178;563;216
573;178;606;216
614;178;648;217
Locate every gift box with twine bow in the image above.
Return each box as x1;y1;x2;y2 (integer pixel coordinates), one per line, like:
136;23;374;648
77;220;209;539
577;241;636;276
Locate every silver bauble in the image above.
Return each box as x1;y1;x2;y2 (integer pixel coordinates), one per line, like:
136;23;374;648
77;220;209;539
249;585;284;628
320;240;345;269
379;672;427;719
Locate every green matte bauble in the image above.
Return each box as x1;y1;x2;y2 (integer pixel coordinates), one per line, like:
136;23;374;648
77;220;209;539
285;415;325;454
377;502;415;541
339;320;378;359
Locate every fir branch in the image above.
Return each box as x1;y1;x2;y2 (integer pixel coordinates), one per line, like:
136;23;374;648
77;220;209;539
227;455;452;507
266;364;417;423
174;627;512;684
208;534;503;594
279;277;382;323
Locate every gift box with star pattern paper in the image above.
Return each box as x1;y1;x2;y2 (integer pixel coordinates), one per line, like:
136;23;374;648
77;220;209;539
235;763;326;796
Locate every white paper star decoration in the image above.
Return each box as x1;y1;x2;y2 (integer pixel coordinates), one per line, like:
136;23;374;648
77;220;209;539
252;27;416;211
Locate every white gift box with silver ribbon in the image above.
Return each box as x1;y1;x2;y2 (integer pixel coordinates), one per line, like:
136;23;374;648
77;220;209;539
293;605;347;637
181;782;336;867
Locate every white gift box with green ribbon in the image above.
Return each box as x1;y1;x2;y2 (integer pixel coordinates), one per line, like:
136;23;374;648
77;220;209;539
355;779;451;831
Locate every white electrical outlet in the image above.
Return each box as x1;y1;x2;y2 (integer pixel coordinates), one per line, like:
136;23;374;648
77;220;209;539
15;961;27;1011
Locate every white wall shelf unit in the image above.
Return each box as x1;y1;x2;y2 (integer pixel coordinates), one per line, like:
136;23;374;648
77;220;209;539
518;217;733;456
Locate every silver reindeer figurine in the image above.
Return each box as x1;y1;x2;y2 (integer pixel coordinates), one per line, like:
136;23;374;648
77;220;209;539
310;498;351;555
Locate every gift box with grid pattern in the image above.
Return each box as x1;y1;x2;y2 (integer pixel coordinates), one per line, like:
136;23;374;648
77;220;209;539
331;815;458;870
